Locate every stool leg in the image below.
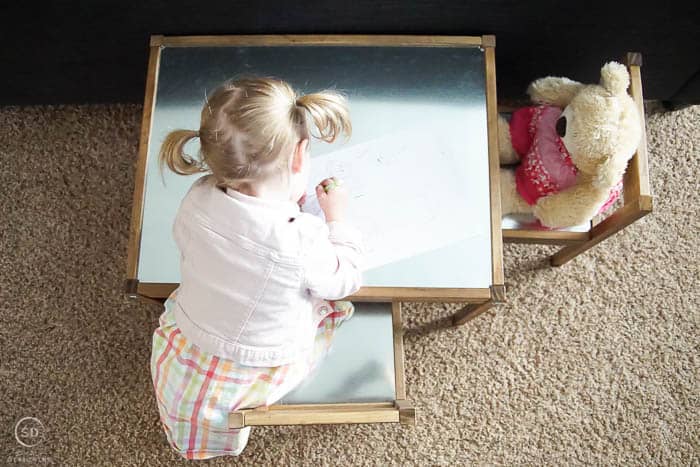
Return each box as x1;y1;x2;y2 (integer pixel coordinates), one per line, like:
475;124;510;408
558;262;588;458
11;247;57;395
550;196;652;266
550;243;589;266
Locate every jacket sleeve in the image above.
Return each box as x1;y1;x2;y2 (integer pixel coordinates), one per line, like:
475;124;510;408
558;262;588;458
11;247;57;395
301;220;364;300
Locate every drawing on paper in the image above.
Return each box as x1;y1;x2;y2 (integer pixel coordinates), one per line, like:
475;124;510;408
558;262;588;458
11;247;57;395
302;129;483;271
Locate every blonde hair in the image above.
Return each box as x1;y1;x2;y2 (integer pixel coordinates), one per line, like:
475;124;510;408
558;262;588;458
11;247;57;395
159;77;351;188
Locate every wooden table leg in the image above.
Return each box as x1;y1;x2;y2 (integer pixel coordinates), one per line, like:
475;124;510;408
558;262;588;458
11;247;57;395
452;301;493;326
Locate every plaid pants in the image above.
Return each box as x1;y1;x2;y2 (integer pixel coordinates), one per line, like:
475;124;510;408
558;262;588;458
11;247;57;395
150;291;354;459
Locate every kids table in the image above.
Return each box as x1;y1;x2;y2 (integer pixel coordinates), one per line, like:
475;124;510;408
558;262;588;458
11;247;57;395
126;35;504;325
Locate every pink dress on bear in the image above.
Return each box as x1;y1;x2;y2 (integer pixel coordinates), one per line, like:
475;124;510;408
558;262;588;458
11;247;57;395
510;105;622;218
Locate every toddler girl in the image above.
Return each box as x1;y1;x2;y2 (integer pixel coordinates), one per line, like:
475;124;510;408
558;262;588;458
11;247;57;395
150;77;363;459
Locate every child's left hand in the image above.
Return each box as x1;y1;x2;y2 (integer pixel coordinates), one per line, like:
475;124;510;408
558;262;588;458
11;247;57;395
297;193;307;207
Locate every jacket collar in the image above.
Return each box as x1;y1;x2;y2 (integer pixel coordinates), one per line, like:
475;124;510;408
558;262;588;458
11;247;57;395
224;187;301;218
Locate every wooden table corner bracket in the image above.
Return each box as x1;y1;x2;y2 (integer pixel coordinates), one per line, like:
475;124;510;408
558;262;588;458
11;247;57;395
490;284;506;304
394;399;417;425
125;279;139;299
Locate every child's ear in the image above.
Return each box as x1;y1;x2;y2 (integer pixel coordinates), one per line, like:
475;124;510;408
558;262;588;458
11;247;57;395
291;138;309;173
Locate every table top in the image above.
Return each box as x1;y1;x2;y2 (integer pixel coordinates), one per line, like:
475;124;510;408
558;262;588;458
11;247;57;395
133;38;498;296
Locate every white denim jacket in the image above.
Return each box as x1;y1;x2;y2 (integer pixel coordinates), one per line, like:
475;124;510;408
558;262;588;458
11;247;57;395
171;175;364;367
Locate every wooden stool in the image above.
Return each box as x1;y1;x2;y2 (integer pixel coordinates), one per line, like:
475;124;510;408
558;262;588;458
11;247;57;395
229;302;416;428
501;52;652;266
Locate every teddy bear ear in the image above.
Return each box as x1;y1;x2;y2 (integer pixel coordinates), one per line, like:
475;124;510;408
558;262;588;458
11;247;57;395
600;61;630;96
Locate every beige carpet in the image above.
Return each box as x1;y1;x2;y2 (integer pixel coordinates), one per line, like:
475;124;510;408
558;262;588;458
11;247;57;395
0;104;698;466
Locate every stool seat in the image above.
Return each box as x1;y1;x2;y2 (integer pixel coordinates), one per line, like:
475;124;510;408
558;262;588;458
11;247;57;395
501;213;590;233
280;303;396;405
228;301;415;428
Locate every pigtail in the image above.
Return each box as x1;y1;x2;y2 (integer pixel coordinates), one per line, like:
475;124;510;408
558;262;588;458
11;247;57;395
296;91;352;142
159;129;207;176
156;79;354;188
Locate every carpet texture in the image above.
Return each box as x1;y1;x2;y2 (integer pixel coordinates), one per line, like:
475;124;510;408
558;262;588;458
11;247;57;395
0;104;698;466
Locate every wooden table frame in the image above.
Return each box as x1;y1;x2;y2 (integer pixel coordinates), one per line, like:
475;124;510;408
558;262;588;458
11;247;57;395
500;53;653;266
229;302;415;428
125;34;505;321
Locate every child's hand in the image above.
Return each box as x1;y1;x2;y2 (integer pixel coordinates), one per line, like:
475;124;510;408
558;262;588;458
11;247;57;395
315;177;348;222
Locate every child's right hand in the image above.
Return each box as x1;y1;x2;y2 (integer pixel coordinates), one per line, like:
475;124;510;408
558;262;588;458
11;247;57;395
315;177;348;222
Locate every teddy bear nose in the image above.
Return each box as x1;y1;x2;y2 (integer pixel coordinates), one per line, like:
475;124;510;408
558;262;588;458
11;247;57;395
556;116;567;138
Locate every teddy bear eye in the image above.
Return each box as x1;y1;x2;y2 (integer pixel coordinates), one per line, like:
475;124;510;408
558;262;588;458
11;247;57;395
556;116;567;138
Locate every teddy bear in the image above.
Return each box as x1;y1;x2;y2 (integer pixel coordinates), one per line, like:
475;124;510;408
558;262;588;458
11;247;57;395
498;61;642;228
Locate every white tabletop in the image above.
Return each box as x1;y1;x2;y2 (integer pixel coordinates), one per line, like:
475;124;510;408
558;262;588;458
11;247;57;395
138;44;493;289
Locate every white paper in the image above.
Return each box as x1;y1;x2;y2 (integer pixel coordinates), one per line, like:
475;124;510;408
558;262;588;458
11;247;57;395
302;130;483;271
